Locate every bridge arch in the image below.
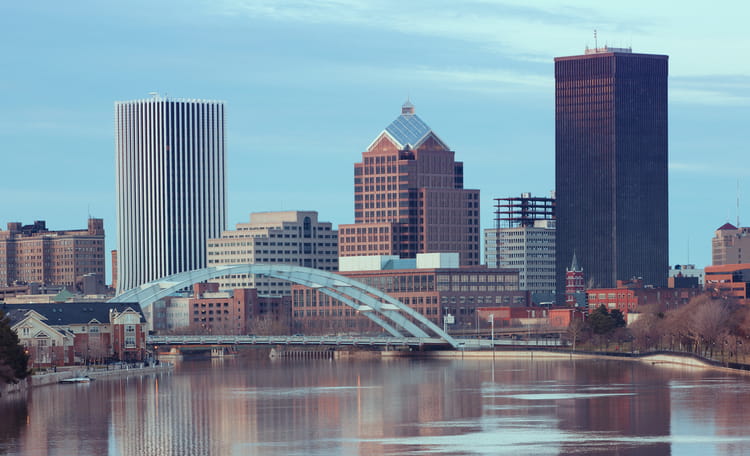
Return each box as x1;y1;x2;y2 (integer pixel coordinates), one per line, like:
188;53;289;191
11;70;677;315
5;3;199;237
109;264;458;348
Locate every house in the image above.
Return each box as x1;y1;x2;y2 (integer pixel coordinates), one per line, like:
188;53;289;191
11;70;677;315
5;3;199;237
4;301;147;366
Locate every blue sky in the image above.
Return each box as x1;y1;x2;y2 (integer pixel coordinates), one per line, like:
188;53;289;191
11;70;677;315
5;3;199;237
1;0;749;278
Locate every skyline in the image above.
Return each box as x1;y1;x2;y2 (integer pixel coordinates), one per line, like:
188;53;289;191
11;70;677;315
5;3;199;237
2;1;749;277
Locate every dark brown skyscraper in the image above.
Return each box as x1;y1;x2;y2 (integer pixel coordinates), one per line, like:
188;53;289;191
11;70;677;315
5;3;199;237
555;47;668;300
339;102;480;265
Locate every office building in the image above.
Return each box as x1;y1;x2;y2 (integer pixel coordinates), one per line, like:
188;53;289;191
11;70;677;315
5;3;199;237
484;193;555;297
0;219;105;289
712;223;750;265
555;47;669;300
338;101;480;265
290;253;525;335
705;263;750;304
115;96;226;293
206;211;338;296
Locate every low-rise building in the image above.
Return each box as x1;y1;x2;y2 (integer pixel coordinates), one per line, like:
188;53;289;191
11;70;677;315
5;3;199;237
704;263;750;304
586;278;703;317
668;264;704;287
291;253;525;335
4;302;147;366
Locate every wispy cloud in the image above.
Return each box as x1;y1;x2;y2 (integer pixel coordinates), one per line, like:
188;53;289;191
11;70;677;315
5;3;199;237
669;162;750;176
670;88;750;106
670;75;750;106
214;0;619;61
214;0;750;80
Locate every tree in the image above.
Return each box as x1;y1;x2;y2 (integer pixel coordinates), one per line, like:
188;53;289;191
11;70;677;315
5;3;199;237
0;311;30;383
566;318;586;352
610;309;627;329
587;305;615;335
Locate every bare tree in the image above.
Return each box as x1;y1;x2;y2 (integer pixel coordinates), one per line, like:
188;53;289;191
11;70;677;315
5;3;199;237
566;318;586;353
690;298;732;358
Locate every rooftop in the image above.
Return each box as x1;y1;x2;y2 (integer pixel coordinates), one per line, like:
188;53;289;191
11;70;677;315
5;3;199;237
3;302;146;326
370;101;449;150
584;46;632;55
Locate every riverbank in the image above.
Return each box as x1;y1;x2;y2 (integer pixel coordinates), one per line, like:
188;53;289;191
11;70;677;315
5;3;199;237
384;347;750;374
0;363;174;399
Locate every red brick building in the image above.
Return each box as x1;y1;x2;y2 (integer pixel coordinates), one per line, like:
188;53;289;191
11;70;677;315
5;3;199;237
0;219;106;289
6;302;148;365
187;283;291;335
291;254;524;335
565;254;585;306
586;278;702;316
338;102;480;266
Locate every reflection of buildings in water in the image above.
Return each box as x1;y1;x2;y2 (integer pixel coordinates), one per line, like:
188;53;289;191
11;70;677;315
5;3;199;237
7;359;735;456
0;397;28;453
554;362;672;456
15;384;110;455
108;368;254;456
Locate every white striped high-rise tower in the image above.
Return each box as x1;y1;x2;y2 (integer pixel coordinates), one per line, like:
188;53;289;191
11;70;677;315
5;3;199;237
115;96;227;294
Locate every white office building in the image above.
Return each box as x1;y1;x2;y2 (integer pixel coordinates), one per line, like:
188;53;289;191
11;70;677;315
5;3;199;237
115;96;227;294
484;193;556;298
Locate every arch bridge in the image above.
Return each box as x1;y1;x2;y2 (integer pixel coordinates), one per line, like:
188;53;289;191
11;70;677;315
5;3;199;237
109;264;458;348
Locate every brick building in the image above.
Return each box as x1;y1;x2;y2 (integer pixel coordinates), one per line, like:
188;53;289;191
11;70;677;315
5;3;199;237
149;283;292;335
291;253;524;335
586;278;702;317
0;219;106;289
338;102;480;266
5;301;147;366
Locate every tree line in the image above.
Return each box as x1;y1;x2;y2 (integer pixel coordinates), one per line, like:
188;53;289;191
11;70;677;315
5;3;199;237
568;294;750;363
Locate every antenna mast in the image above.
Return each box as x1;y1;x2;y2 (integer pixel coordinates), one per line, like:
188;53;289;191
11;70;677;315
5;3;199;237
594;29;598;49
737;179;741;227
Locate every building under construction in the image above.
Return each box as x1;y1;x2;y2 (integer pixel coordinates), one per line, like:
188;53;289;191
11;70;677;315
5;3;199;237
494;192;556;229
485;193;556;300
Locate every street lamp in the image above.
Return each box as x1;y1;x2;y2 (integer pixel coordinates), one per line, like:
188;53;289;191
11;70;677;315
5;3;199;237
488;314;494;352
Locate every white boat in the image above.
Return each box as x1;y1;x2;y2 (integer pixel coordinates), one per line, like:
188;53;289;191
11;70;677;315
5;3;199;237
59;376;93;384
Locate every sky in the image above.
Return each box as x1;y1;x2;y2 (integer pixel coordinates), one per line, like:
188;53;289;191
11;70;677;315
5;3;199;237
1;0;749;279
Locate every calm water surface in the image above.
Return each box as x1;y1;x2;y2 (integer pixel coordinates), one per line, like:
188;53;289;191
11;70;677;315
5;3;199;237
1;354;750;455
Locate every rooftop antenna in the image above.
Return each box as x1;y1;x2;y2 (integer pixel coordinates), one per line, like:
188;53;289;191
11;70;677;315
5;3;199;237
737;178;741;227
594;29;598;49
148;91;159;99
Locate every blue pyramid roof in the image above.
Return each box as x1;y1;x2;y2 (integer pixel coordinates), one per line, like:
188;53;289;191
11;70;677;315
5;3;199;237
369;102;449;150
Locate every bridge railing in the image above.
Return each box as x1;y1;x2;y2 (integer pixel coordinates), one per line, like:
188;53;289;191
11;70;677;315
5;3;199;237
147;335;447;347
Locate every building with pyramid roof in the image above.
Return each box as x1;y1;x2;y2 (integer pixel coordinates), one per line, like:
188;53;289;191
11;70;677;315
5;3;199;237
339;102;480;265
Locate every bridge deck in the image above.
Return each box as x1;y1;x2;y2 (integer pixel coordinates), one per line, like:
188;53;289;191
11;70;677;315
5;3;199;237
147;335;561;349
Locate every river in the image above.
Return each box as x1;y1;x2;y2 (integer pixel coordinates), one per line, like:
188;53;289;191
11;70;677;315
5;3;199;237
1;354;749;455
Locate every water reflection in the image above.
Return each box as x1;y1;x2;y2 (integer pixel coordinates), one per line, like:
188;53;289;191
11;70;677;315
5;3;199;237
0;356;749;455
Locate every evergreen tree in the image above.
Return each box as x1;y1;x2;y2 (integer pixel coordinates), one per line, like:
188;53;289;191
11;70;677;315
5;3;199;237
0;310;30;383
610;309;627;328
587;305;616;335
